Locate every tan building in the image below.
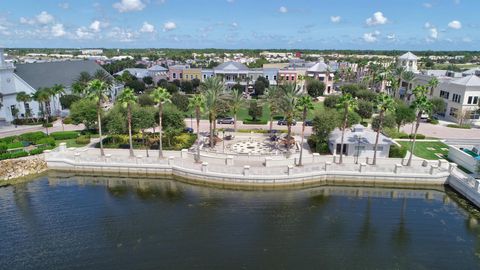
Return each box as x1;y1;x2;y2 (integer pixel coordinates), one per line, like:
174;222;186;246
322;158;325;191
182;68;202;81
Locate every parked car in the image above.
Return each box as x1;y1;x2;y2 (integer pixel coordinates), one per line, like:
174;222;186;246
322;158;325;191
304;120;313;126
184;127;194;133
277;119;297;126
217;117;235;124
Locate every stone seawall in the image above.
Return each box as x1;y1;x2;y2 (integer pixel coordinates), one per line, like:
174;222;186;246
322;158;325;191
0;156;47;182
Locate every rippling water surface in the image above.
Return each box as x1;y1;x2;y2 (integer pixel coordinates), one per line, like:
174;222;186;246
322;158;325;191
1;175;480;270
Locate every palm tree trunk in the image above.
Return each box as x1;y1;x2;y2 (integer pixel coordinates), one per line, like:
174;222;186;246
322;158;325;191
269;114;273;133
195;108;201;162
127;104;134;157
407;112;422;166
209;114;214;148
234;112;237;133
158;103;164;159
97;105;104;156
373;111;384;165
44;102;49;135
287;123;292;149
339;106;348;164
298;109;307;166
142;130;149;157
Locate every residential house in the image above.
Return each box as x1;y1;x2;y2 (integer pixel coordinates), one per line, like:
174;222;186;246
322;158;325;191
306;62;335;95
328;124;393;158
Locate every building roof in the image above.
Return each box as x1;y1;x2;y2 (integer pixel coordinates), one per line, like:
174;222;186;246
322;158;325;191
307;62;330;73
329;125;393;145
398;52;418;61
114;68;149;78
451;75;480;87
148;65;168;72
214;61;249;72
15;60;110;90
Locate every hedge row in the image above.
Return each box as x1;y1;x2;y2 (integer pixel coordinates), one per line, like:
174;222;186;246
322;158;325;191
0;146;55;161
50;131;80;140
389;145;407;158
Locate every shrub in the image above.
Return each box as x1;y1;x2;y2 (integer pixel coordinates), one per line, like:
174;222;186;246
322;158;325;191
409;134;425;139
324;95;340;109
0;143;7;154
0;152;12;160
383;128;408;139
173;133;196;149
1;151;30;160
447;124;471;129
75;135;91;145
63;117;73;125
35;137;56;147
6;141;23;149
389;145;407;158
243;119;268;125
29;146;54;156
51;131;80;140
307;136;330;154
428;118;439;125
18;131;47;143
0;136;18;144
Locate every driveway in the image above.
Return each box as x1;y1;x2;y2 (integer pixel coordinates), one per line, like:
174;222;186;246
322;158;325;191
401;122;480;140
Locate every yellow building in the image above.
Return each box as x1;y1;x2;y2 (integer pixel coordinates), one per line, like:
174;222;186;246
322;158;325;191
182;68;202;81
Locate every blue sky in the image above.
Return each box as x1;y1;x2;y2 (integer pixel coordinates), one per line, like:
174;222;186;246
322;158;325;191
0;0;478;50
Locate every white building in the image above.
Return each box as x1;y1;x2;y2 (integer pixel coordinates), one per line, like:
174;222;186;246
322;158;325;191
397;52;419;73
0;48;116;125
329;125;393;158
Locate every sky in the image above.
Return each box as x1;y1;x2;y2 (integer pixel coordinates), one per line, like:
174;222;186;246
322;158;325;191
0;0;478;50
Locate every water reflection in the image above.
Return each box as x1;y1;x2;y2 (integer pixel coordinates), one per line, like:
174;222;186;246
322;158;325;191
1;174;480;269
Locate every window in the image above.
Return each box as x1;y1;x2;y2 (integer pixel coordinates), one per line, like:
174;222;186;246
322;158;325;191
354;146;365;151
449;107;458;118
265;75;269;80
376;146;384;151
440;90;450;99
286;76;289;81
173;73;176;79
319;77;325;81
273;75;277;80
179;73;183;79
291;76;295;81
467;96;479;105
25;103;30;115
469;111;480;120
452;94;461;103
203;74;206;79
45;101;51;115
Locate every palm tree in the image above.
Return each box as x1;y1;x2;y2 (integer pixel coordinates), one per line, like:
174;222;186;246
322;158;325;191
117;87;137;158
428;77;439;96
373;93;395;165
150;87;172;159
200;77;224;148
296;95;314;166
86;79;111;156
401;71;416;100
337;93;358;164
188;94;206;162
407;84;433;166
33;88;52;135
278;83;302;149
93;69;113;85
50;84;65;115
264;86;280;132
16;92;32;120
72;72;93;96
229;88;244;132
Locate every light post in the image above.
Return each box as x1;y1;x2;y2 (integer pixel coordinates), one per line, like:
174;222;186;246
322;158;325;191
355;134;362;164
190;114;193;130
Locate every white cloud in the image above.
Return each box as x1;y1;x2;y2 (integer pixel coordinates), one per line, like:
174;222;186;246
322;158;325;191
448;20;462;29
279;6;288;13
424;22;432;29
330;16;341;23
163;21;176;31
108;27;136;42
75;27;94;39
59;2;69;9
462;37;472;43
89;20;102;32
387;33;396;40
366;11;388;26
36;11;54;24
429;27;438;39
231;22;238;28
423;3;432;8
140;21;155;33
51;23;66;37
20;17;35;25
113;0;146;12
363;31;380;43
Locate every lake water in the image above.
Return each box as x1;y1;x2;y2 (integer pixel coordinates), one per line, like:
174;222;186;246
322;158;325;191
1;174;480;270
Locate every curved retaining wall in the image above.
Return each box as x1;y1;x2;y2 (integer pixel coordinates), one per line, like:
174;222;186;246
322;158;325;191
45;157;450;188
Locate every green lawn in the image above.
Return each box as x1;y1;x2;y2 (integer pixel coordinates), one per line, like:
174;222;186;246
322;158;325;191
182;99;325;123
397;141;449;160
